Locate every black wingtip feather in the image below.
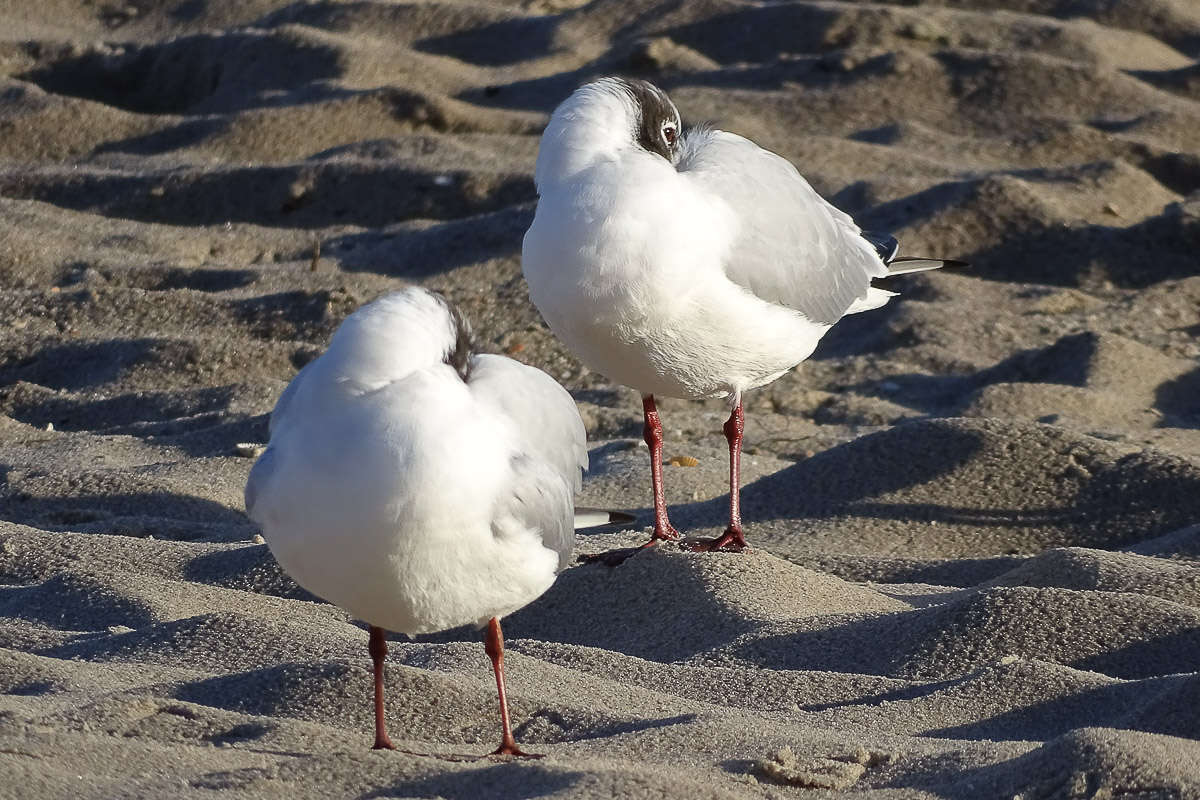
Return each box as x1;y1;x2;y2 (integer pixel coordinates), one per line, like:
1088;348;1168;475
573;508;638;530
862;231;900;263
890;256;972;269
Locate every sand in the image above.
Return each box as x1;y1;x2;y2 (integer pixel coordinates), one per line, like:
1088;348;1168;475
1;0;1199;797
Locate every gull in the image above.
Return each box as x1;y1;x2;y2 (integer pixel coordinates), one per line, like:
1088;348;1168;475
244;286;592;757
523;77;965;553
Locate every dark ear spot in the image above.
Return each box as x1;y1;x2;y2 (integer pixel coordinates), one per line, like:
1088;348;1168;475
430;291;473;381
621;78;678;161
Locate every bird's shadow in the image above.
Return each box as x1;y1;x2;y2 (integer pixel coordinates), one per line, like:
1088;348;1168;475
610;417;1200;555
644;419;982;534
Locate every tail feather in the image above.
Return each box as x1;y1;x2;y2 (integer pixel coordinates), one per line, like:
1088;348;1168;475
573;507;636;530
862;230;969;276
885;256;970;276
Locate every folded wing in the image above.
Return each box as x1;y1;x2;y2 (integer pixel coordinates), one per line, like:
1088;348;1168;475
677;129;887;326
470;354;587;570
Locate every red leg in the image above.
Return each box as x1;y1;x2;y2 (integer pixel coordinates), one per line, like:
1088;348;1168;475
688;398;748;552
581;395;681;566
724;399;746;539
485;618;540;758
368;626;396;750
642;394;681;542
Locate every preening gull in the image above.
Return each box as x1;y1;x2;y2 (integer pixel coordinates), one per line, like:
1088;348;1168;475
245;286;592;756
523;77;965;554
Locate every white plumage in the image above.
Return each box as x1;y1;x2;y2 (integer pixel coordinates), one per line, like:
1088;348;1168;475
522;77;961;552
245;286;586;755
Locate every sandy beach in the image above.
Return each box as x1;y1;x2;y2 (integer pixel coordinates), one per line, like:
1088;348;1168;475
2;0;1199;797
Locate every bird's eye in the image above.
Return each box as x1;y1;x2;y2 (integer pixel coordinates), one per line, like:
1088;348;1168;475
662;123;677;147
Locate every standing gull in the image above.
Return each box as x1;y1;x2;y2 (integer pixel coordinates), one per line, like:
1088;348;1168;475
523;77;965;553
245;287;587;756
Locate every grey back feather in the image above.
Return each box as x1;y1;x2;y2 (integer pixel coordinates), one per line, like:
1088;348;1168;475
469;353;586;571
501;454;576;571
677;129;887;325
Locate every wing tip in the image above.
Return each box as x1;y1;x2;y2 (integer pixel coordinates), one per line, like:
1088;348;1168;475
886;257;971;276
861;230;900;263
573;508;638;530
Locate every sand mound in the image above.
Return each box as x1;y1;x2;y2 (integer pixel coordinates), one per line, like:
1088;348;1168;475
2;0;1199;796
986;546;1200;605
733;585;1200;679
1124;523;1200;562
505;548;907;661
913;727;1200;800
738;417;1200;559
961;330;1198;430
46;611;355;673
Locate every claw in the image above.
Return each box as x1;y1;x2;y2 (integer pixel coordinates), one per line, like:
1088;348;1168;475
490;744;544;760
580;524;682;566
684;526;748;553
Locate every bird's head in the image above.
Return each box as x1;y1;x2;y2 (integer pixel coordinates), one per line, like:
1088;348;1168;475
535;77;682;187
324;287;474;389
